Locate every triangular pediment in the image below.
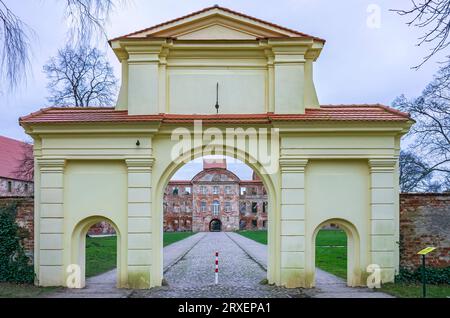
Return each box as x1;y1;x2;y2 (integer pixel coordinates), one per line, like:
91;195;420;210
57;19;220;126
172;23;260;40
112;6;324;42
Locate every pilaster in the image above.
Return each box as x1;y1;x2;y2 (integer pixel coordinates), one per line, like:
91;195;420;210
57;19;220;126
126;158;154;288
279;157;308;287
369;158;398;283
37;158;66;286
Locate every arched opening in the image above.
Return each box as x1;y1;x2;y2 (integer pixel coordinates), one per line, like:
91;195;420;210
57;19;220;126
157;153;275;289
312;219;361;287
209;219;222;232
70;216;121;289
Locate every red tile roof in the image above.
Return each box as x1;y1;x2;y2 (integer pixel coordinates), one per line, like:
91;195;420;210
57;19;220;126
0;135;33;181
109;5;325;43
19;105;411;125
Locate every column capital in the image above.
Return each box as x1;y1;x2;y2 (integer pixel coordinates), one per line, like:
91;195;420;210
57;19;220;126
37;158;65;173
279;157;308;173
125;158;155;172
368;158;397;172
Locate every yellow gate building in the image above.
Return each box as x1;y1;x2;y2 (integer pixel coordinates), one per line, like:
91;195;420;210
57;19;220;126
20;6;413;289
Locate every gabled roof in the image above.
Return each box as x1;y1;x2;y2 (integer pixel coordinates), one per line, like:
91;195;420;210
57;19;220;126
19;105;412;125
110;5;325;42
0;135;33;181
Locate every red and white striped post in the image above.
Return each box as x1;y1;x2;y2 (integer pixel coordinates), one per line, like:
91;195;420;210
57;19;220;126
215;251;219;285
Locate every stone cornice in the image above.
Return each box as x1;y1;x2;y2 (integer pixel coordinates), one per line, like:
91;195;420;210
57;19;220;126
279;157;308;173
125;158;155;173
37;158;66;173
368;158;398;172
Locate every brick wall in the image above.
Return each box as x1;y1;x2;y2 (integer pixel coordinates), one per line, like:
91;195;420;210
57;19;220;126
0;197;34;257
400;193;450;270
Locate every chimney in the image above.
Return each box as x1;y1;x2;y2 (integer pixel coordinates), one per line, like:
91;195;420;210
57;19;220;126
203;158;227;170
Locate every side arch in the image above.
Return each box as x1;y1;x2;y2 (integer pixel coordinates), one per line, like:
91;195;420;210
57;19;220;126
310;218;362;287
70;216;123;288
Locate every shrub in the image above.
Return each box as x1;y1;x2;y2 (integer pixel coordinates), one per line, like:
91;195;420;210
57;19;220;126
395;267;450;285
0;202;34;283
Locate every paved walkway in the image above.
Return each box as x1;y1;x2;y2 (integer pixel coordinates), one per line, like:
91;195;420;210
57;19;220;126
45;231;393;298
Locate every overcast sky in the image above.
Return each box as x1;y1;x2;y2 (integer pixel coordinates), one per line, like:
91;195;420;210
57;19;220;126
0;0;446;179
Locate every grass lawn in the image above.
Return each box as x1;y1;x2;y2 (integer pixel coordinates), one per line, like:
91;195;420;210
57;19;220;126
163;231;195;247
380;283;450;298
86;236;117;277
316;229;347;279
0;283;58;298
236;230;267;245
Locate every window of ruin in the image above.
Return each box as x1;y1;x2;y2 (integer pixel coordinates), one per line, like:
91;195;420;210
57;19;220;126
262;187;267;195
201;201;206;212
240;187;246;195
185;187;191;195
263;201;268;213
212;200;220;215
200;186;207;194
225;186;231;194
173;187;179;195
225;202;231;212
7;181;12;192
252;202;258;213
213;186;219;194
252;220;257;228
263;220;267;228
239;202;246;214
250;187;257;195
25;183;28;192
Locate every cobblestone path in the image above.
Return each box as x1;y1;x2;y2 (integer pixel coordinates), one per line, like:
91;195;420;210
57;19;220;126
131;232;312;298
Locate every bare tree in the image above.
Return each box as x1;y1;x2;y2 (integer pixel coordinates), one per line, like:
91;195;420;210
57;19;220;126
0;0;121;89
13;142;33;182
0;0;30;88
393;0;450;68
43;46;118;107
400;150;434;192
395;60;450;192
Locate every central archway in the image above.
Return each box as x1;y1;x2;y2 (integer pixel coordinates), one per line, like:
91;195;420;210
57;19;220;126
209;219;222;232
152;146;279;287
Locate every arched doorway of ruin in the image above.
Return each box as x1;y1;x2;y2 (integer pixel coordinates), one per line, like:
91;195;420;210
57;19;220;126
209;219;222;232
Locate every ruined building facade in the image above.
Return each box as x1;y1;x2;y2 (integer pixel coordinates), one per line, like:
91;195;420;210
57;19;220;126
164;160;268;232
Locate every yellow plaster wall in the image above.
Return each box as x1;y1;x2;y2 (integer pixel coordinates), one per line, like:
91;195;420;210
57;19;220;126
63;161;128;287
304;160;370;286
